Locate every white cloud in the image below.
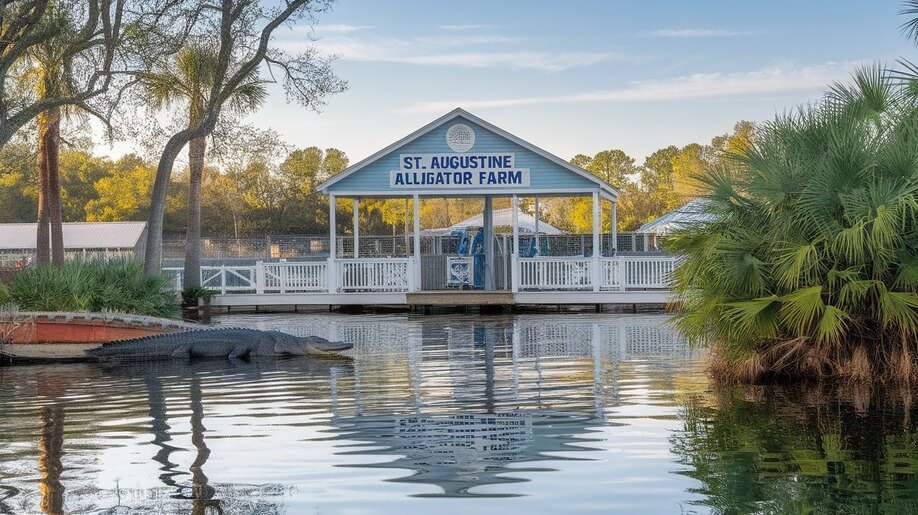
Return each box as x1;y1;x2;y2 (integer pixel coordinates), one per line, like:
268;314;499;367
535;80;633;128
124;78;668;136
440;24;497;31
389;51;610;71
397;63;857;114
293;33;612;72
314;24;373;34
645;28;761;38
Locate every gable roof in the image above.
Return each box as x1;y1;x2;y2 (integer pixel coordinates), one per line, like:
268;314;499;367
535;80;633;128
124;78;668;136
0;222;147;250
447;208;564;235
318;108;618;199
639;198;716;235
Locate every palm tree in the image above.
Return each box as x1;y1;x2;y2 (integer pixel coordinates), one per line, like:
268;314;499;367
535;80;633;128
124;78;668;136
22;5;76;266
141;45;266;288
668;66;918;383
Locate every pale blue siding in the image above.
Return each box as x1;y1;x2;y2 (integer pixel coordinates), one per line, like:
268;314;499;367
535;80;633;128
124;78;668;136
327;115;599;195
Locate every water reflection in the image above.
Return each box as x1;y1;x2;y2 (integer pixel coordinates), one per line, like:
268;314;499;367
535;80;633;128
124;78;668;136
0;313;914;513
673;385;918;514
37;403;64;514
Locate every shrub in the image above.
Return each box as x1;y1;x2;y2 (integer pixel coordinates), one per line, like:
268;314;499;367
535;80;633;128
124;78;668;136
0;284;10;305
181;285;215;307
8;259;178;318
668;66;918;383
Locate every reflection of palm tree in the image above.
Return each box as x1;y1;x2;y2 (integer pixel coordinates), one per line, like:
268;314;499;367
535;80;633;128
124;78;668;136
38;405;65;514
189;376;220;514
144;376;182;489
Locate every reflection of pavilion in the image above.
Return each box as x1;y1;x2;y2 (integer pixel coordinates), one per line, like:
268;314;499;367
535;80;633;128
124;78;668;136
332;409;595;497
378;412;533;464
313;313;693;497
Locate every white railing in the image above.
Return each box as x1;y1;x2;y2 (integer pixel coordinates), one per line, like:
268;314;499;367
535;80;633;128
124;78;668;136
621;256;677;289
600;258;622;291
518;256;594;290
518;255;678;292
163;261;328;294
163;265;259;294
164;254;677;295
261;261;327;293
335;258;412;292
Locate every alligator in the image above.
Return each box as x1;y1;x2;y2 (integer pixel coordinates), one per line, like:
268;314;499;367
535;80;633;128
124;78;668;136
87;328;353;361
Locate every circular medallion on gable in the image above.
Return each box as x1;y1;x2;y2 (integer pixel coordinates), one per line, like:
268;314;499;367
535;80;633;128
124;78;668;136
446;124;475;153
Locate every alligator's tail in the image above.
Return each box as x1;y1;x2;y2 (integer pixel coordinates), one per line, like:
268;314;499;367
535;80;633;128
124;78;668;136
87;332;179;360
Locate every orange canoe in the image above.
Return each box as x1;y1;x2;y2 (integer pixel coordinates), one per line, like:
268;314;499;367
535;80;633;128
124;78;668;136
1;312;201;360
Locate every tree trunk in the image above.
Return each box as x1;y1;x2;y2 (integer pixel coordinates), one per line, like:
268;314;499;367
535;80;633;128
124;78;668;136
45;108;64;266
36;107;63;266
36;140;51;266
144;133;191;276
183;136;206;288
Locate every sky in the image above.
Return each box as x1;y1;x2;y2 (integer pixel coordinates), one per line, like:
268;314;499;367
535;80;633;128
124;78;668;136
108;0;916;165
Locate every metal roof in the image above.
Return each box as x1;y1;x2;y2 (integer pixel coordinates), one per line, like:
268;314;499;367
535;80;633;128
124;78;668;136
0;222;147;250
444;208;563;235
639;198;716;235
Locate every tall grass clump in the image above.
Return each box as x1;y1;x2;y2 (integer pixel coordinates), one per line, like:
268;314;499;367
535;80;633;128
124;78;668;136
668;66;918;384
8;259;178;318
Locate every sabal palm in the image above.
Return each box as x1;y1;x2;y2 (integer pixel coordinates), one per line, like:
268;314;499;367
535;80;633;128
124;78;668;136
142;45;266;287
668;66;918;383
21;3;79;266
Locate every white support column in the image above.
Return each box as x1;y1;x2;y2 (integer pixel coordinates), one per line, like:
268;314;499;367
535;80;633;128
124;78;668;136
352;198;360;258
592;191;601;292
255;260;265;294
412;194;421;292
534;196;540;256
328;194;337;293
611;199;618;255
511;194;520;293
483;195;494;290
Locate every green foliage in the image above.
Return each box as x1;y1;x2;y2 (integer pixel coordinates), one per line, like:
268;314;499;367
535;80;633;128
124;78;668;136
8;260;177;317
669;66;918;382
568;123;756;233
0;284;10;305
674;386;918;514
181;285;215;307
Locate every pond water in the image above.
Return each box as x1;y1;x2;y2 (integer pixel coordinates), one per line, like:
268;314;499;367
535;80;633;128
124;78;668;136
1;313;917;514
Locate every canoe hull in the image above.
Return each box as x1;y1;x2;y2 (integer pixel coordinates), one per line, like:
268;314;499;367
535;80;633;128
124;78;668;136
0;342;103;360
1;312;200;361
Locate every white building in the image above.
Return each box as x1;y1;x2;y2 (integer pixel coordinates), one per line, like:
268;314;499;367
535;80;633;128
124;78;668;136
0;221;148;267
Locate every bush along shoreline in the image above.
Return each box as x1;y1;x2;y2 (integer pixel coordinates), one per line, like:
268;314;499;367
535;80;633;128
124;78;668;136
668;66;918;384
3;259;178;318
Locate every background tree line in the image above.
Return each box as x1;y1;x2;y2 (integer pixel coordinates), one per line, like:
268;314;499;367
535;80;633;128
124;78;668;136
0;120;754;236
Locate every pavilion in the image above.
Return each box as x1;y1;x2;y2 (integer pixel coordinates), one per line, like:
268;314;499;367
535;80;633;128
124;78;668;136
318;108;624;294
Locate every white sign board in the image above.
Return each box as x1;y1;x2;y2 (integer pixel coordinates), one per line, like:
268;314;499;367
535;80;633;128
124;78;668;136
390;152;531;189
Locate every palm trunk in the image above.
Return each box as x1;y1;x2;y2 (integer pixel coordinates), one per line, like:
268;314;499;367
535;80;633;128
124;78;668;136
36;143;51;266
145;134;191;276
36;107;63;266
45;108;64;266
183;136;206;288
145;111;219;276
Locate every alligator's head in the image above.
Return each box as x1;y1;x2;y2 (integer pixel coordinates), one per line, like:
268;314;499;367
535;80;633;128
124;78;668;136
268;331;353;358
267;331;311;355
